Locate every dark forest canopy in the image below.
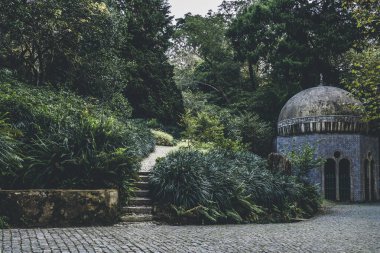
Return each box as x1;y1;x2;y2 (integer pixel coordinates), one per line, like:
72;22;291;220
0;0;183;124
0;0;378;150
227;0;362;90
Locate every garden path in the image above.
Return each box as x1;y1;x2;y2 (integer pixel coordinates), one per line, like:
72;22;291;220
1;204;379;252
140;145;178;172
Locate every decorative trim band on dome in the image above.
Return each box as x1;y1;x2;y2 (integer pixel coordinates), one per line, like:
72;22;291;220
278;115;368;136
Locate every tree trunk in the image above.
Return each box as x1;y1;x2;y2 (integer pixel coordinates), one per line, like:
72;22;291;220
248;59;255;90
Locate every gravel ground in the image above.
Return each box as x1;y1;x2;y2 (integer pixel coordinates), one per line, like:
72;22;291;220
140;145;178;172
1;203;380;253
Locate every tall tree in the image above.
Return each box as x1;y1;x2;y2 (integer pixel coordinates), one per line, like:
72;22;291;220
227;0;361;91
0;0;183;123
343;47;380;130
120;0;184;124
342;0;380;131
170;13;242;104
343;0;380;41
0;0;126;98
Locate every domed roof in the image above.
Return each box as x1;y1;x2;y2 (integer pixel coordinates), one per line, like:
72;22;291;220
278;86;367;136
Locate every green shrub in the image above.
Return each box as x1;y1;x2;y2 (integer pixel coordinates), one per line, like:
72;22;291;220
151;130;175;146
181;110;246;151
0;115;23;188
287;144;325;182
234;112;274;157
181;107;273;156
105;93;133;121
0;215;9;229
146;119;164;129
285;144;324;216
150;149;320;224
150;150;211;208
0;79;154;201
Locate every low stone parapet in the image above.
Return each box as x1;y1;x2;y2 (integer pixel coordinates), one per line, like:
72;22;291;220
0;189;118;227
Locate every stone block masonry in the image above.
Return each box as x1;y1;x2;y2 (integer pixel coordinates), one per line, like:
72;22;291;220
277;133;379;201
0;189;118;227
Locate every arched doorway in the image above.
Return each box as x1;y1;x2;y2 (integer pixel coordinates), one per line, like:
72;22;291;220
339;159;351;201
324;159;336;200
370;160;376;201
364;159;370;201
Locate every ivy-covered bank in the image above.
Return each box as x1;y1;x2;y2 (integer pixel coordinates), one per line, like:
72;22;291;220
0;74;154;205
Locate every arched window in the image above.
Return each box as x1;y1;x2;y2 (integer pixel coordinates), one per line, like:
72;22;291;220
339;159;351;201
364;159;370;201
324;159;336;201
370;160;376;201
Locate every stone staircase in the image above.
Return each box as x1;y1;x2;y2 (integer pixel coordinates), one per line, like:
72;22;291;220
120;171;154;222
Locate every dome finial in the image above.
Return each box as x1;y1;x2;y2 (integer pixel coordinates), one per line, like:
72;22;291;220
319;73;324;86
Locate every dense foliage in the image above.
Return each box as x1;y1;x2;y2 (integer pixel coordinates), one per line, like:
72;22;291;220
0;0;377;227
0;215;8;229
122;0;184;124
342;46;380;130
0;115;22;173
182;101;274;156
169;0;377;144
151;130;175;146
171;13;242;101
343;0;380;41
0;0;183;124
150;149;321;224
227;0;361;90
0;74;154;200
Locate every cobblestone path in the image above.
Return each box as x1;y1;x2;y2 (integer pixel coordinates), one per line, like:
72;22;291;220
1;204;380;253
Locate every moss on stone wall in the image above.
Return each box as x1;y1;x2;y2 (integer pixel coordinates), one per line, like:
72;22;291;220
0;189;118;227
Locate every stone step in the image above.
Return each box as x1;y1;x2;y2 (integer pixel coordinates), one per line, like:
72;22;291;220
135;181;149;190
123;206;152;215
120;214;153;222
129;197;151;206
138;171;151;176
135;190;150;198
138;175;149;182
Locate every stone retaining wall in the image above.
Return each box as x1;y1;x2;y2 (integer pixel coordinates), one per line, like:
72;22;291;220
0;189;118;227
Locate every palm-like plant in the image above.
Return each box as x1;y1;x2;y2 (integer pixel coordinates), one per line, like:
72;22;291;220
150;149;319;224
0;114;22;188
150;150;211;209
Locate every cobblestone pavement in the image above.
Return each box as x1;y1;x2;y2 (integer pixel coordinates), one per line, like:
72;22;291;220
1;203;380;253
140;146;178;172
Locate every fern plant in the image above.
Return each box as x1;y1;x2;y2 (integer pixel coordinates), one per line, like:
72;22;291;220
0;114;23;188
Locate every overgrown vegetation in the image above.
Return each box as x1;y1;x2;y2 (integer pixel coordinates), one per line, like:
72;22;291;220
0;0;377;227
171;0;379;147
0;73;154;201
150;149;321;224
181;102;273;156
151;130;175;146
342;46;380;130
0;0;183;124
0;215;9;229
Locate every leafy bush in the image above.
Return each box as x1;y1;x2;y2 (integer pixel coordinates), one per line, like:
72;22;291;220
151;130;175;146
287;144;325;183
150;150;210;208
150;149;320;224
0;215;9;229
0;78;154;201
181;110;246;151
181;106;273;156
105;93;133;121
234;112;274;157
0;115;23;188
285;144;324;217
